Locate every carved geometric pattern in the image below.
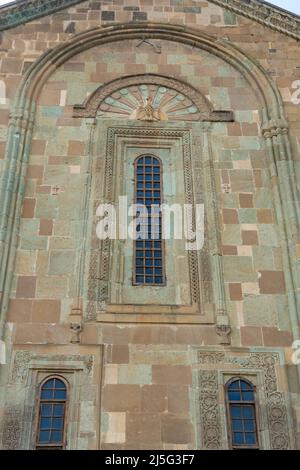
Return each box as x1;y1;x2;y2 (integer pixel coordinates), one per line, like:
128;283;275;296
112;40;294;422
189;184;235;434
74;75;233;122
197;351;292;450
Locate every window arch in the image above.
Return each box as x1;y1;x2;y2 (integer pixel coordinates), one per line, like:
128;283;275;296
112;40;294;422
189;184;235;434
134;154;165;285
226;377;259;449
36;376;68;449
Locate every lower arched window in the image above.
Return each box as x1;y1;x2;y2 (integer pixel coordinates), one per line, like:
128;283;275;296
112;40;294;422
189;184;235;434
226;378;259;449
36;376;68;449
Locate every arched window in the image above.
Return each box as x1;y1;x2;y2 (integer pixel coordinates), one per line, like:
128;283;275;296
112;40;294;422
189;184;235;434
226;378;259;449
134;155;164;285
36;376;68;449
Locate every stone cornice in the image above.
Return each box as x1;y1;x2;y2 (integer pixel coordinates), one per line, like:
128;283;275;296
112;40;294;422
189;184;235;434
0;0;300;39
0;0;84;31
210;0;300;40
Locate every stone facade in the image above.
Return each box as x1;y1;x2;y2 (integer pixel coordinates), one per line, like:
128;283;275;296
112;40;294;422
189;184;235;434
0;0;299;450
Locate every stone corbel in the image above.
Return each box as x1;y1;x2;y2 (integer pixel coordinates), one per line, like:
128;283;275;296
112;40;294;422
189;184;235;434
69;305;83;344
215;323;231;345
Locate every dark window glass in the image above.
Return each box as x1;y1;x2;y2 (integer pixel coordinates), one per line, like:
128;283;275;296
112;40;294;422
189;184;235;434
36;377;67;449
134;155;164;285
227;379;258;449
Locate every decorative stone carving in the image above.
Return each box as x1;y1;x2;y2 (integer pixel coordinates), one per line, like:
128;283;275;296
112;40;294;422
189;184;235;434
74;75;234;122
11;350;31;384
1;406;22;450
196;350;292;450
198;370;221;449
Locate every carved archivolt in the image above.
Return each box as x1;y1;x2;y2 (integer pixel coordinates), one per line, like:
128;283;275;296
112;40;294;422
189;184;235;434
73;75;234;122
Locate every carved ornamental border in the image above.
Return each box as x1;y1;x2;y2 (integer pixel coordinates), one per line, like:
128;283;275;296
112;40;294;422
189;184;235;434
73;74;234;122
194;350;294;450
86;125;214;321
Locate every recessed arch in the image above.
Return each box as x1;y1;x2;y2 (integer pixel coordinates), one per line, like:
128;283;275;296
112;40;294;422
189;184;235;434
0;21;290;332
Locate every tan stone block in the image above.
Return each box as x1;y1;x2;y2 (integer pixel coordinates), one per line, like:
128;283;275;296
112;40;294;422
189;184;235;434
161;415;192;444
240;326;263;346
223;209;239;224
242;230;258;245
262;327;292;347
31;139;46;155
111;345;129;364
103;385;141;412
81;323;99;344
222;245;238;255
126;412;161;446
141;385;167;412
31;299;60;322
152;365;192;385
68;140;85;156
39;219;53;236
16;276;36;298
36;276;68;299
102;412;126;444
7;299;32;322
21;198;36;218
229;283;243;300
239;193;253;208
26;165;44;179
259;270;286;294
168;385;189;413
257;209;274;224
15;250;37;275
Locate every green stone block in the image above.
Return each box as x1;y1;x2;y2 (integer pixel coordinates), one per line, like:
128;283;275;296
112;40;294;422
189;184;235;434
224;10;237;25
223;256;256;282
258;225;279;246
239;208;257;223
49;250;75;275
118;365;152;385
42;106;63;118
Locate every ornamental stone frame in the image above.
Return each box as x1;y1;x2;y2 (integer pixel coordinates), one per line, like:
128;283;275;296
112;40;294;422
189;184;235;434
82;120;231;327
191;349;296;450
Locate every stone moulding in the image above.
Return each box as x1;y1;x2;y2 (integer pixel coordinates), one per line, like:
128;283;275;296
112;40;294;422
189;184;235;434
0;0;300;40
73;74;234;122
